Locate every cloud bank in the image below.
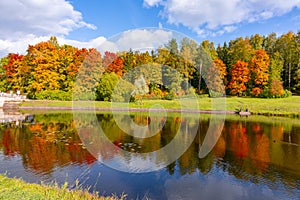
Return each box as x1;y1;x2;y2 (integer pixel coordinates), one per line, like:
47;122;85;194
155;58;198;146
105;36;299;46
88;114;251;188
144;0;300;35
98;28;173;51
0;1;175;57
0;0;95;39
0;0;97;57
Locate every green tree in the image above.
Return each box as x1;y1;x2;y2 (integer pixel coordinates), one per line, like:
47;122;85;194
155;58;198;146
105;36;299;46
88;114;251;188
228;37;255;66
180;38;197;92
97;72;119;101
263;32;277;55
0;57;9;91
250;34;264;50
276;31;297;90
268;52;285;96
165;38;179;55
201;40;218;60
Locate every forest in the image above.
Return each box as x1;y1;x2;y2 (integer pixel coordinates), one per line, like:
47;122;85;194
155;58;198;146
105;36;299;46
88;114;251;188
0;31;300;101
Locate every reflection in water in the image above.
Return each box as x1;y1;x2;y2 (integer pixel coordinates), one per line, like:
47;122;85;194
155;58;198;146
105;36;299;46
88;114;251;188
0;112;299;199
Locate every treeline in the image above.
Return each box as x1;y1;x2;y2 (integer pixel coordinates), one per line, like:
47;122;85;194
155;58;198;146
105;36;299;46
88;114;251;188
0;31;300;101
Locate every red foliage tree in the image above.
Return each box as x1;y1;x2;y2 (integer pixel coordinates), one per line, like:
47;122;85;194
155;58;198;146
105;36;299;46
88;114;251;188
103;51;124;77
3;53;24;84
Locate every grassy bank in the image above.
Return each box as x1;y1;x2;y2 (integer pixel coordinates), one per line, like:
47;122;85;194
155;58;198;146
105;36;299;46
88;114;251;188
19;96;300;117
0;174;124;200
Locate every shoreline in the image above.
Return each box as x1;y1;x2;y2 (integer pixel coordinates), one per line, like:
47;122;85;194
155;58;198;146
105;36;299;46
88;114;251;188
19;106;237;114
16;96;300;118
18;106;297;118
0;174;123;200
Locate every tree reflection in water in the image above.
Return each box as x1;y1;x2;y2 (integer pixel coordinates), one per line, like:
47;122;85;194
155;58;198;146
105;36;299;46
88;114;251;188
0;112;299;199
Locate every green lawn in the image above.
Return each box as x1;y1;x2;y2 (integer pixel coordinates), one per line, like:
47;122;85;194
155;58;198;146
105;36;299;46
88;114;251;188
224;96;300;116
0;174;124;200
19;96;300;117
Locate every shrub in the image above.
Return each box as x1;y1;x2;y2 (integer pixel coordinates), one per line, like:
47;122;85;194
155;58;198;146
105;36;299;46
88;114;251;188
35;90;72;101
269;79;284;96
259;88;292;98
163;92;175;100
209;90;224;98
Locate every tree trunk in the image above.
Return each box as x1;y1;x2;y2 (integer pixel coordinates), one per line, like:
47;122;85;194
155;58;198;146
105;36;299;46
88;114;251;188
289;62;291;90
198;60;203;93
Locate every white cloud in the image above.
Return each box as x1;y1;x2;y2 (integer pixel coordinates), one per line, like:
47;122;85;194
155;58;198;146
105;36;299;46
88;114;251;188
0;0;98;57
60;37;106;49
0;29;175;58
0;0;96;40
143;0;162;7
158;22;163;29
144;0;300;35
97;28;174;52
0;35;106;58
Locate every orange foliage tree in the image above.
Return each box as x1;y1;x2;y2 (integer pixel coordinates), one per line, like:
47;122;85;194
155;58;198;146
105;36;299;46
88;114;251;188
249;50;270;96
228;60;250;96
26;41;61;93
73;48;104;100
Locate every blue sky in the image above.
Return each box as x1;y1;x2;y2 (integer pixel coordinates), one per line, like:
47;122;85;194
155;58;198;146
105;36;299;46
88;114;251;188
68;0;300;43
1;0;300;57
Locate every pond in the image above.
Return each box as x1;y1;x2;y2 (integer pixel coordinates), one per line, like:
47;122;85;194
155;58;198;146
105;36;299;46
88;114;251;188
0;111;299;200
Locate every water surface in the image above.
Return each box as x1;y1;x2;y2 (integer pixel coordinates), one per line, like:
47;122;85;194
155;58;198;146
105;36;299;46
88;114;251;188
0;111;299;199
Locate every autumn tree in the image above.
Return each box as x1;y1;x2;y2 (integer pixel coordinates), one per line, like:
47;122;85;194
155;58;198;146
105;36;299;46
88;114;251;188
73;48;104;100
249;50;270;96
179;38;197;91
268;52;285;96
2;53;24;91
103;51;124;77
58;44;79;91
119;49;137;72
136;51;153;66
202;58;226;97
228;60;250;96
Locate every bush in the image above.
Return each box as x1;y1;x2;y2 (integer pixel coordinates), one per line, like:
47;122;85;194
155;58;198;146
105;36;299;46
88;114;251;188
259;88;292;98
163;92;175;100
35;90;72;101
209;90;224;98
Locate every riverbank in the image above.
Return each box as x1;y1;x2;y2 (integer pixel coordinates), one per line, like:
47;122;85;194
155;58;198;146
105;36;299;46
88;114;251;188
18;96;300;117
0;174;124;200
